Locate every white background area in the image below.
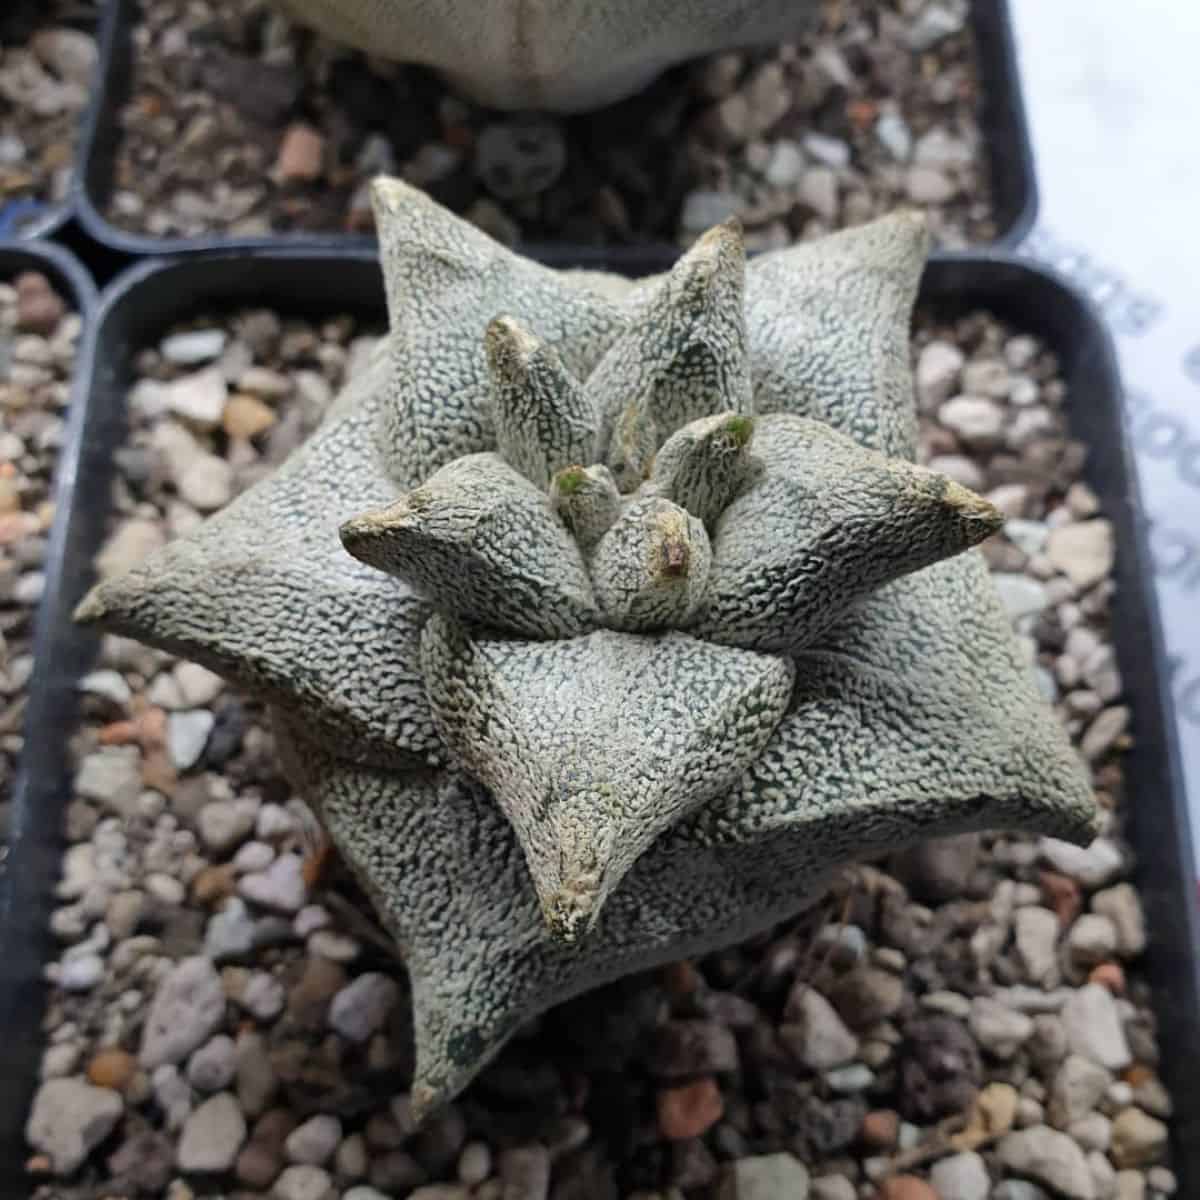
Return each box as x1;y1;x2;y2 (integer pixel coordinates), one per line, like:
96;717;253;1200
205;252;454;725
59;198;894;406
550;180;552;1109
1011;0;1200;879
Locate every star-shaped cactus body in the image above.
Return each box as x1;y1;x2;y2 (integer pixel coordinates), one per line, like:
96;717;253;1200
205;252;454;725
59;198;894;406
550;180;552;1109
78;179;1098;1119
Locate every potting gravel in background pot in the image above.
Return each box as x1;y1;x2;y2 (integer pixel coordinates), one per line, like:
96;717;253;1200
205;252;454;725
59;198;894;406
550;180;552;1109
0;2;100;239
1;188;1195;1198
76;0;1035;255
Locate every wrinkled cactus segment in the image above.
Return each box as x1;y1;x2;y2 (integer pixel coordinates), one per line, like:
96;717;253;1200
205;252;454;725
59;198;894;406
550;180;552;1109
77;178;1099;1119
484;316;598;490
340;451;598;639
651;411;760;528
549;463;620;551
693;413;1007;653
420;617;795;943
590;220;751;491
589;497;712;631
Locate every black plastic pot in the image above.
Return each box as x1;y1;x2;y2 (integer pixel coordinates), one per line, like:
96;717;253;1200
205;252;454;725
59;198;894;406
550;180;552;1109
74;0;1038;260
0;238;97;1191
0;198;71;244
2;248;1193;1196
0;2;102;242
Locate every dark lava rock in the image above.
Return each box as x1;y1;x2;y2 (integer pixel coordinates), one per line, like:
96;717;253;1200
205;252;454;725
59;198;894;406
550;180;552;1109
897;1015;983;1122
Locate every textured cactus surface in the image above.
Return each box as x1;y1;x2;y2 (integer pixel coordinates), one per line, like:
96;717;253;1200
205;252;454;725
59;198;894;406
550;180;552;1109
271;0;819;111
78;178;1099;1118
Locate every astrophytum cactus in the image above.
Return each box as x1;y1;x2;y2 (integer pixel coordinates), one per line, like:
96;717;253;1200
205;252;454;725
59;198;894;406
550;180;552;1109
78;178;1098;1118
271;0;819;110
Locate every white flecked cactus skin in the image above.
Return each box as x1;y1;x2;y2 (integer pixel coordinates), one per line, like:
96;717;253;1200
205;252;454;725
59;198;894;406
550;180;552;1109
270;0;820;111
77;178;1099;1119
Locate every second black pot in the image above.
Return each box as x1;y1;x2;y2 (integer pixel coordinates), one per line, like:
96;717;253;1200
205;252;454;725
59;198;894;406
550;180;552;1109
2;246;1193;1198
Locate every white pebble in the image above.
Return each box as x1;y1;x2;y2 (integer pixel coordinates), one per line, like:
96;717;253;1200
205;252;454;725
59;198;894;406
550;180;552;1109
59;953;105;992
173;661;224;706
308;929;361;963
241;971;286;1022
329;973;399;1042
294;905;331;937
233;841;276;873
256;803;298;840
458;1141;492;1185
273;1164;334;1200
161;329;227;365
285;1113;342;1165
167;709;214;771
239;853;308;914
144;873;185;906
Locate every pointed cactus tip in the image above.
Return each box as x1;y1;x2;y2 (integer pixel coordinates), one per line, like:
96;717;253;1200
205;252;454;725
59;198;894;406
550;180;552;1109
888;207;933;251
485;312;523;342
685;219;747;282
408;1083;438;1123
73;587;106;625
484;313;538;366
487;320;594;487
368;174;416;216
540;879;601;945
944;480;1005;541
722;413;755;448
654;510;695;579
550;464;620;549
591;497;710;630
337;516;373;557
339;498;414;555
698;215;745;248
553;464;587;490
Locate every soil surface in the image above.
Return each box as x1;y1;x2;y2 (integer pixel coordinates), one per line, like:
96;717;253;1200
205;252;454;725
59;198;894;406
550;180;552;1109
0;269;80;859
24;301;1175;1200
106;0;997;248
